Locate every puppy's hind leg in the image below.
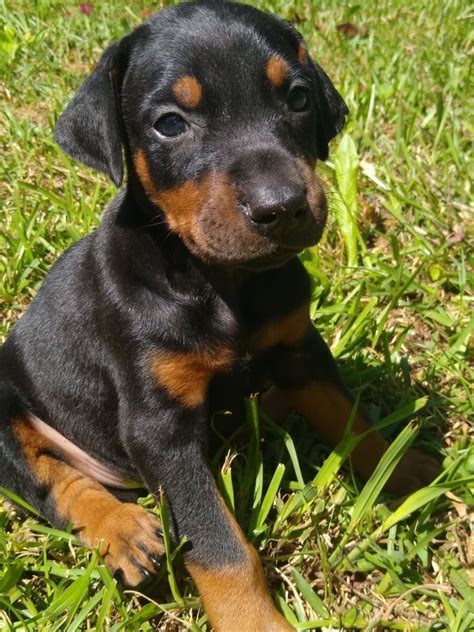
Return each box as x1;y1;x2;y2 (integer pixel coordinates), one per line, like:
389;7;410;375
0;383;164;586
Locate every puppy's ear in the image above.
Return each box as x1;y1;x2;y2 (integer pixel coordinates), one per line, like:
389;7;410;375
55;42;124;186
310;60;349;160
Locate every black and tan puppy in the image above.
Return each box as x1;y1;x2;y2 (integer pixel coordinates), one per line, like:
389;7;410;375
0;1;438;629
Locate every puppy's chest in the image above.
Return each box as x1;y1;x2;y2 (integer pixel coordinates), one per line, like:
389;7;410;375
144;291;250;410
142;262;299;409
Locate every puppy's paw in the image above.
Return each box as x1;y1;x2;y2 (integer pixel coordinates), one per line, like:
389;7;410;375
95;503;165;586
385;447;439;497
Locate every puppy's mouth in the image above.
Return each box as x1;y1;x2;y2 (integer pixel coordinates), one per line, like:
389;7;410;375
166;192;326;268
236;219;326;270
133;150;327;269
183;216;325;270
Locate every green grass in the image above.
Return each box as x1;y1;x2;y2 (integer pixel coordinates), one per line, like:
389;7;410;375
0;0;473;629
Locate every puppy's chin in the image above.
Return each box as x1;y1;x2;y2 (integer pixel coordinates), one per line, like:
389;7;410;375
181;224;325;270
236;250;300;271
182;236;306;271
174;196;326;268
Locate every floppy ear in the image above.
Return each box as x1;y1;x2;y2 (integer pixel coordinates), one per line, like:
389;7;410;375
55;42;124;186
310;60;349;160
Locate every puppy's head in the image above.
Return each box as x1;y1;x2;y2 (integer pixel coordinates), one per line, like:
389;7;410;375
56;1;348;269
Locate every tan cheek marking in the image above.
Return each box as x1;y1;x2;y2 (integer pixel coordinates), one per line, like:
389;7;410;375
248;302;311;353
133;149;205;232
265;54;290;87
133;150;241;255
156;181;206;233
134;149;160;205
150;347;235;408
172;75;202;109
297;43;308;66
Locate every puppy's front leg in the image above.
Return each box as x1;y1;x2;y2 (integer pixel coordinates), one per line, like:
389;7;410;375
127;405;292;632
252;303;438;495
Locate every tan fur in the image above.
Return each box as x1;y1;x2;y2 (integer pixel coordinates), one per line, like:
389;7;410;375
172;75;203;108
248;302;311;352
265;55;290;87
134;148;202;233
133;149;239;254
249;303;389;480
283;382;389;480
150;347;235;408
297;43;308;66
13;419;163;585
297;157;327;211
188;500;293;631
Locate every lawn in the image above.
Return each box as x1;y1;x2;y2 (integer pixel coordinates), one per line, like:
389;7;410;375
0;0;473;630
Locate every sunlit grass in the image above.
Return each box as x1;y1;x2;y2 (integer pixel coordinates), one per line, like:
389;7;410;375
0;0;472;629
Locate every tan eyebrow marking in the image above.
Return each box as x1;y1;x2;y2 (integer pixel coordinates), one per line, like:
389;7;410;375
265;55;290;87
297;43;308;66
172;75;202;109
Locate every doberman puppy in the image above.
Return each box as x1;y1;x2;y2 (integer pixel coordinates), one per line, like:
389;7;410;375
0;1;438;629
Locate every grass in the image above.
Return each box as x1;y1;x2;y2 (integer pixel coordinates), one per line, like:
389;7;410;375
0;0;473;629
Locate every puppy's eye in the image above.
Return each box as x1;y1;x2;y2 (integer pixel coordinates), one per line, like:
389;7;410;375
287;86;310;112
154;113;188;138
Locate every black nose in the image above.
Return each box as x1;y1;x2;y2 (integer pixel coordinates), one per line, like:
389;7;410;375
245;187;309;236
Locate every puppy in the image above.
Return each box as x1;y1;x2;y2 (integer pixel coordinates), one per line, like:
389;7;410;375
0;2;438;630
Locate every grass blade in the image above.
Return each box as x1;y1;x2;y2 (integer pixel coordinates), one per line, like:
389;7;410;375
332;133;363;266
292;568;330;618
254;463;285;533
348;422;419;531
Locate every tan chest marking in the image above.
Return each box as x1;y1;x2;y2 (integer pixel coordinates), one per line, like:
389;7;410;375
248;302;311;353
150;347;235;408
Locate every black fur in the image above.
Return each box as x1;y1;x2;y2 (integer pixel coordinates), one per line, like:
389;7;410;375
1;0;352;589
55;42;125;186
